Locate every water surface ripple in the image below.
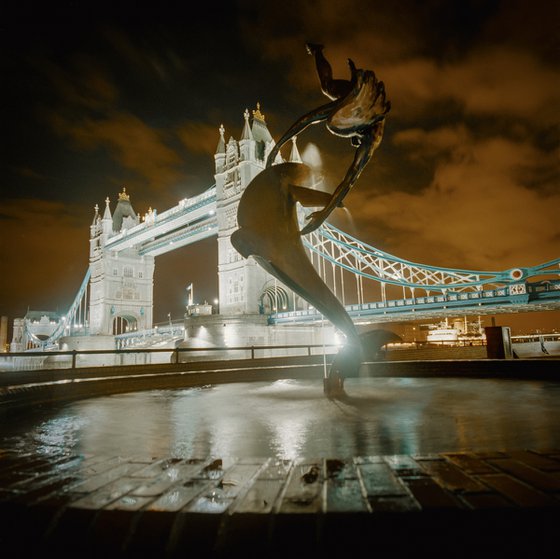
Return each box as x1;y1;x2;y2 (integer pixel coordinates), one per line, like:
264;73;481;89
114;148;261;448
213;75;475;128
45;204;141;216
3;378;559;460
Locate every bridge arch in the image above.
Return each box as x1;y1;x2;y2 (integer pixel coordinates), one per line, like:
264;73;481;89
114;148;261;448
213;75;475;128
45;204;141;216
260;283;291;314
112;313;139;335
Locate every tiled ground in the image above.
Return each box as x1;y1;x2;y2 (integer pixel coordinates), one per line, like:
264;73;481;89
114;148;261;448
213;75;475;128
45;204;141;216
1;448;559;557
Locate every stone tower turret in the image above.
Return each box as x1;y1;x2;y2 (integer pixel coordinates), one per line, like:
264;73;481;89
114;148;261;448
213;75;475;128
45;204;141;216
88;188;155;335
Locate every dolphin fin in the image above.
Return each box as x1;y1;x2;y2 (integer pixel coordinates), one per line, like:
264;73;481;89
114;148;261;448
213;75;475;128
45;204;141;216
289;185;333;208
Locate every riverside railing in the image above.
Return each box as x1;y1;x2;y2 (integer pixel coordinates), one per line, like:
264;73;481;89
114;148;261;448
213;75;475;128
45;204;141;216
0;344;340;373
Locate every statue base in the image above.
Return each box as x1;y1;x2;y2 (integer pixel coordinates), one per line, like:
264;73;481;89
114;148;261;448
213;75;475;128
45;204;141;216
323;373;345;399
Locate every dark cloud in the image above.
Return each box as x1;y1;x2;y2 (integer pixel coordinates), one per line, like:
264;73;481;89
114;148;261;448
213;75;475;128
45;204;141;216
47;110;184;198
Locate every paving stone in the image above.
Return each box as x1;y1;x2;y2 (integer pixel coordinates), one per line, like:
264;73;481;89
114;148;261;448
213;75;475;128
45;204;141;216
443;451;497;474
190;457;235;480
127;454;163;464
186;487;234;514
232;479;285;513
384;455;424;476
477;473;558;507
131;462;206;497
257;458;292;480
105;494;153;511
148;479;210;512
325;458;357;480
459;492;514;509
506;450;560;472
236;456;269;465
218;463;263;499
2;456;51;474
68;461;145;493
69;476;143;509
278;461;324;514
326;477;368;512
401;476;462;509
128;458;172;478
488;458;560;492
368;494;421;512
1;448;559;556
417;458;488;493
353;456;385;464
358;461;409;496
13;474;80;504
472;450;507;459
2;470;40;486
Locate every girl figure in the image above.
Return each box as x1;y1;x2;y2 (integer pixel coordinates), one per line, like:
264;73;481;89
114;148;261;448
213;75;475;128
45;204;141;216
266;43;391;235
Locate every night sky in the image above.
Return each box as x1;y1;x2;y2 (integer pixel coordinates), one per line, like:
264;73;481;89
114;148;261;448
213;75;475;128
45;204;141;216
1;1;558;333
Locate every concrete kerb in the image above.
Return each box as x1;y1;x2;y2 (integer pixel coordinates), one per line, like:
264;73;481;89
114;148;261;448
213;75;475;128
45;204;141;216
1;356;558;413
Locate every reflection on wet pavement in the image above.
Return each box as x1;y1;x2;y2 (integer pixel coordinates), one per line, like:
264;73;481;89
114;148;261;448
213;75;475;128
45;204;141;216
2;378;559;461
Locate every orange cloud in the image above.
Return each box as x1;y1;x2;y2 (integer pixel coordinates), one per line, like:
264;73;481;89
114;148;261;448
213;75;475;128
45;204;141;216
0;199;89;317
347;129;560;271
177;121;222;156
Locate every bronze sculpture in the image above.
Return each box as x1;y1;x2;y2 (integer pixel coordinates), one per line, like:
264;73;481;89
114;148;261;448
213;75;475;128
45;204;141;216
266;43;391;234
233;44;397;397
231;162;360;349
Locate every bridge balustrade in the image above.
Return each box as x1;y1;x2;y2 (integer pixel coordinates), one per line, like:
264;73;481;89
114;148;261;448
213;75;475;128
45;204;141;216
0;343;339;373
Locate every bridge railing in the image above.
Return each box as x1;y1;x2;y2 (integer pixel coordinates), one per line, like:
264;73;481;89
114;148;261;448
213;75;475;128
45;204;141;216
0;343;339;372
272;280;560;323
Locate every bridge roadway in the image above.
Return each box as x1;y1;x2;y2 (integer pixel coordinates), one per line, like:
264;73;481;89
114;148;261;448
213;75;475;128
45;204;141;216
104;187;218;256
272;279;560;324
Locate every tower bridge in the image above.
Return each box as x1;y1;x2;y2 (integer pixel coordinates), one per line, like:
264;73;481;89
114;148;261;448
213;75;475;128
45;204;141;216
11;104;560;351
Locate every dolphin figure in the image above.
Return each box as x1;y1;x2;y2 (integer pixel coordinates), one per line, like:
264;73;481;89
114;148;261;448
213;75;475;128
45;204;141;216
231;162;360;348
231;162;401;396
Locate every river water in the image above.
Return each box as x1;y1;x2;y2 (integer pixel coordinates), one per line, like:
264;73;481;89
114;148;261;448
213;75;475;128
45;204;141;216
2;378;560;460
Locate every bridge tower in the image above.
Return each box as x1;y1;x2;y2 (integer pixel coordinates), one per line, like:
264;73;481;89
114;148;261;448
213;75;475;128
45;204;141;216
88;189;155;335
214;104;302;315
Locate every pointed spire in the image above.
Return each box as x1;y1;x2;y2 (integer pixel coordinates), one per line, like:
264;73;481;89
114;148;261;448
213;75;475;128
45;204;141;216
92;203;99;226
251;102;273;144
289;136;302;163
252;102;265;122
215;124;226;154
103;197;112;220
118;187;130;201
241;109;254;140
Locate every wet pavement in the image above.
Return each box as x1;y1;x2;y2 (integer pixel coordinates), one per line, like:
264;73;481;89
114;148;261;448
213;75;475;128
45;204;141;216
0;449;559;557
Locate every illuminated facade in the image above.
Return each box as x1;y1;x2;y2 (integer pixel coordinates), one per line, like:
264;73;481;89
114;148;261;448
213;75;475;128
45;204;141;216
214;105;302;315
88;190;155;335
